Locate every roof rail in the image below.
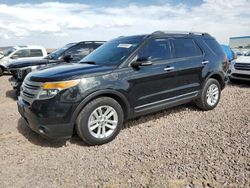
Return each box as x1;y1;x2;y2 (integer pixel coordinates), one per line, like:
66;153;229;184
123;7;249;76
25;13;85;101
79;41;106;44
152;30;209;36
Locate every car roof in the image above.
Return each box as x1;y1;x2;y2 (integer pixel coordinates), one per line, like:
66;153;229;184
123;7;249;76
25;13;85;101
13;45;46;50
114;31;213;42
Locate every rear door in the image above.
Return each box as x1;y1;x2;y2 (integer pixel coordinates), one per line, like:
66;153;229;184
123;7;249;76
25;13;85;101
170;37;205;96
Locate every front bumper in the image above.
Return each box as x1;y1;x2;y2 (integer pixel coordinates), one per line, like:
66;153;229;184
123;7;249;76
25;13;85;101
228;66;250;81
17;97;74;139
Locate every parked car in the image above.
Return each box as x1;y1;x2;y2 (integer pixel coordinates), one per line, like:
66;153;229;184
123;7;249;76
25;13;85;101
7;41;105;94
17;31;228;145
0;46;47;76
221;44;236;62
228;50;250;81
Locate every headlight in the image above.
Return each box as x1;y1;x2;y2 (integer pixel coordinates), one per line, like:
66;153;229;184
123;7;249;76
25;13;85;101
229;61;235;68
37;79;80;99
37;89;60;99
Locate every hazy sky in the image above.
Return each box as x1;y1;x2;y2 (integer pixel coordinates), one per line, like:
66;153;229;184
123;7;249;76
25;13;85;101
0;0;249;48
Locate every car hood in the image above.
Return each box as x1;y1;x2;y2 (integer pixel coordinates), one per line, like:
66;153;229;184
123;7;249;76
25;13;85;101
27;63;115;82
235;56;250;64
6;58;50;69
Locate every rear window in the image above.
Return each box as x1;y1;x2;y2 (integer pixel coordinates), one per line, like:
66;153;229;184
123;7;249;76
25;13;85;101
203;39;224;56
173;38;202;58
30;49;43;57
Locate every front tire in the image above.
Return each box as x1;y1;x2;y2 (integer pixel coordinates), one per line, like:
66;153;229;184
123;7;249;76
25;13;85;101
195;78;221;111
76;97;124;145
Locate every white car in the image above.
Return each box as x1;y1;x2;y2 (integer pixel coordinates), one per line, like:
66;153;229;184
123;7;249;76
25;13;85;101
0;45;47;76
228;50;250;81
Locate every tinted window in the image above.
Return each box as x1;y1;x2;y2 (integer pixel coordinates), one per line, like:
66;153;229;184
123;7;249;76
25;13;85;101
30;49;43;57
138;39;172;61
13;49;30;58
204;39;224;56
173;38;202;58
49;43;76;59
66;45;93;61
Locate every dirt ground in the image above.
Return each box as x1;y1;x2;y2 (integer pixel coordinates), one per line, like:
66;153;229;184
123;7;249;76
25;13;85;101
0;75;249;188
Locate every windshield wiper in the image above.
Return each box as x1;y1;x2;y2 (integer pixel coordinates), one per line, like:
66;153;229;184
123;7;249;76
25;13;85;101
80;61;96;65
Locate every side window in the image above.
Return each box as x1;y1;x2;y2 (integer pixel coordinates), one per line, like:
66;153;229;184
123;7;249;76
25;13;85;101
65;45;93;61
30;49;43;57
173;38;202;58
13;49;30;58
138;39;172;61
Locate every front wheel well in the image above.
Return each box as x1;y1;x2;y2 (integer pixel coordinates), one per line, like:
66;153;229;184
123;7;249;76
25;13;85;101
73;92;130;126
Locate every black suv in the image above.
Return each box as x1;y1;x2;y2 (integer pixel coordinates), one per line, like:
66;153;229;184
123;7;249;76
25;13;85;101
17;31;228;145
7;41;105;94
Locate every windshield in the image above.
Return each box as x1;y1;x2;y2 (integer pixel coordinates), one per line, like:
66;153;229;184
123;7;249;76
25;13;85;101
244;51;250;56
1;47;16;56
80;36;145;66
48;43;76;59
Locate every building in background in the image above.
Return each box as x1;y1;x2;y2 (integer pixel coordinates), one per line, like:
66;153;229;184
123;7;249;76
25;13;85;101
229;36;250;49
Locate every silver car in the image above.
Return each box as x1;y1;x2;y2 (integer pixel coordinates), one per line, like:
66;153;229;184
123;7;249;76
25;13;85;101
228;50;250;81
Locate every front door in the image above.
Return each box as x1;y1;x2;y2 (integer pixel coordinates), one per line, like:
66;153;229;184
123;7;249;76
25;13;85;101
126;38;179;112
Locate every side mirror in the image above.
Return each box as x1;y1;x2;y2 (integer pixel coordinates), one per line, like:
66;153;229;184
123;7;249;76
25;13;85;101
131;56;153;68
63;54;73;63
11;55;19;59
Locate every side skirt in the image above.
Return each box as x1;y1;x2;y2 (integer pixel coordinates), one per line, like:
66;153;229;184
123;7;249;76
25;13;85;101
132;91;199;117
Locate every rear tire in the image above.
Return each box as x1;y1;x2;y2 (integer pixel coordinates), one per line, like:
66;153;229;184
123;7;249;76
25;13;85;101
195;78;221;111
0;67;3;76
76;97;124;145
229;77;237;84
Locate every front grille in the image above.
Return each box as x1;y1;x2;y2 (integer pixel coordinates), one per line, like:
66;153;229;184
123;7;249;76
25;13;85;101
234;63;250;71
20;79;42;104
17;69;31;80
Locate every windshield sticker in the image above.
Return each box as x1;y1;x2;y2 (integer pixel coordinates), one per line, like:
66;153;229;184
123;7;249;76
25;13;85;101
117;44;133;48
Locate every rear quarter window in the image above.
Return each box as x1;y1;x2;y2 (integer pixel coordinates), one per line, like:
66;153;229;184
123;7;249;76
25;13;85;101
30;49;43;57
173;38;202;58
203;39;224;56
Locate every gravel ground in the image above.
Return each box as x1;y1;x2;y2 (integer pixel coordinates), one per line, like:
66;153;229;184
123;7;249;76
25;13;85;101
0;75;249;188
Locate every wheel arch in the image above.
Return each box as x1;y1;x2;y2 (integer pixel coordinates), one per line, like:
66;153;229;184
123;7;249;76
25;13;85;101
71;89;131;125
205;72;226;90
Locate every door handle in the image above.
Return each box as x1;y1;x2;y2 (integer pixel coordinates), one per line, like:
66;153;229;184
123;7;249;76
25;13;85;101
202;60;209;65
164;66;175;71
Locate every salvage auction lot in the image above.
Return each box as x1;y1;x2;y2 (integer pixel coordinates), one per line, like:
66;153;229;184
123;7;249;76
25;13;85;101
0;75;249;187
